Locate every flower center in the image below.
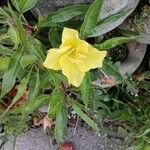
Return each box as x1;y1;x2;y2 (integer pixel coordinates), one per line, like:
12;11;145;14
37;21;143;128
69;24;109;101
67;48;86;64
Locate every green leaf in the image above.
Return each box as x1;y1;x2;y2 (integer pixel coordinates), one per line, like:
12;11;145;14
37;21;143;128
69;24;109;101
144;145;150;150
139;80;150;91
89;8;132;37
80;0;103;39
0;34;9;42
8;26;20;49
80;72;91;108
39;71;53;88
29;38;45;62
94;36;138;50
51;5;89;23
13;73;30;102
119;29;139;37
48;90;65;117
11;0;38;13
94;101;111;114
137;128;150;138
103;61;122;80
1;48;23;98
28;68;40;100
0;44;12;56
47;70;64;87
55;104;68;144
22;95;50;114
10;0;20;12
127;142;144;150
72;103;99;132
8;3;29;50
103;60;133;88
142;71;150;80
48;27;60;48
0;57;10;71
102;61;125;85
20;54;38;69
38;18;62;28
39;5;89;27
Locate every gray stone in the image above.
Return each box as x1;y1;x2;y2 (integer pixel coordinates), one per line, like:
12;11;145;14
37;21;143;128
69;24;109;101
35;0;91;15
120;17;149;74
4;127;123;150
120;42;147;75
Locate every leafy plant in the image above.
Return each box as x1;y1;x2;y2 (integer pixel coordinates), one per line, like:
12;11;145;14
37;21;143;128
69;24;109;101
0;0;149;149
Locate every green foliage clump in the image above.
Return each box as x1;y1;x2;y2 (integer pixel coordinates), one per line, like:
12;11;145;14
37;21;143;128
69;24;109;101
0;0;149;149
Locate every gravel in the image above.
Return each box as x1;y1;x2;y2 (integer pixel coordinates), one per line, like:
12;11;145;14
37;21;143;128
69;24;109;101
4;127;123;150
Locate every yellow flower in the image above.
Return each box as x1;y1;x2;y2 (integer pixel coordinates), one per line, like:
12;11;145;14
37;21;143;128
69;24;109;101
43;28;107;87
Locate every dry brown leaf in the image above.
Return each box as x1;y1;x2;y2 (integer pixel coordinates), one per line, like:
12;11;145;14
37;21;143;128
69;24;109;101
43;116;53;131
33;117;43;126
101;75;116;86
4;85;28;108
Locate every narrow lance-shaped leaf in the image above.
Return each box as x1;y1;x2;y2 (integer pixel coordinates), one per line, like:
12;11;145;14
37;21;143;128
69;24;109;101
94;36;138;50
38;14;62;28
8;25;20;49
80;72;91;108
119;29;150;44
72;103;99;132
48;27;61;48
20;54;38;69
29;38;45;62
0;57;10;71
0;44;12;56
10;0;19;12
8;3;29;50
103;60;133;89
11;0;38;13
28;68;40;100
20;0;37;13
55;104;68;144
1;48;23;98
0;33;9;42
80;0;103;39
89;8;132;37
13;72;31;102
40;5;89;27
136;128;150;138
51;5;89;23
48;90;65;118
21;95;50;114
47;70;63;87
102;60;124;82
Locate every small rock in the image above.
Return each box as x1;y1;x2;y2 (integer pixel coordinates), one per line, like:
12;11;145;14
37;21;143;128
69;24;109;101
60;142;74;150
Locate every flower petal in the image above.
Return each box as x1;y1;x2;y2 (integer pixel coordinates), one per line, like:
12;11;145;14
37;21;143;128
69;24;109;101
61;28;79;46
76;46;107;72
59;55;85;87
76;39;89;54
43;47;69;70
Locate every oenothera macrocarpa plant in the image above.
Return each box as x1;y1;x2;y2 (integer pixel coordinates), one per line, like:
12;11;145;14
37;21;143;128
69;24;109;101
0;0;139;144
